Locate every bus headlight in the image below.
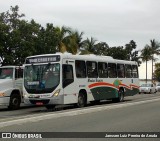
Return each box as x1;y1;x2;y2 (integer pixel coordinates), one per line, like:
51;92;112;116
24;93;29;98
0;92;5;97
23;93;30;98
52;89;60;97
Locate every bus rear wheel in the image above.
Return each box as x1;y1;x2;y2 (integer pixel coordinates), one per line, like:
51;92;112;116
112;89;124;103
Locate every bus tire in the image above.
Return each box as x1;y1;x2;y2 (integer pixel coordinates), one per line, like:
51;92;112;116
77;93;86;108
8;94;21;110
112;88;124;103
45;105;56;110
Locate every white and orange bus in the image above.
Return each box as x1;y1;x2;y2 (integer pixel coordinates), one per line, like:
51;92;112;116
23;53;139;109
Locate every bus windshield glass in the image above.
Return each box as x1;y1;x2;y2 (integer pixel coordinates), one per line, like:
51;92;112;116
24;63;60;93
0;68;13;79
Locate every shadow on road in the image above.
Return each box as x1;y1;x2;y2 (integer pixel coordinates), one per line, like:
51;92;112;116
28;99;133;114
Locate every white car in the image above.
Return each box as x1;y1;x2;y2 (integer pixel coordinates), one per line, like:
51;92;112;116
156;83;160;92
139;83;157;94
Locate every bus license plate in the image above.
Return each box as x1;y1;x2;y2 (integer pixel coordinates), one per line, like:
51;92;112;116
36;102;43;105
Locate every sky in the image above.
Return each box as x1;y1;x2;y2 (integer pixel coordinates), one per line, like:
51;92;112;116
0;0;160;79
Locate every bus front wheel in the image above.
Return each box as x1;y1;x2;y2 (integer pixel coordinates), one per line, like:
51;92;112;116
77;93;86;108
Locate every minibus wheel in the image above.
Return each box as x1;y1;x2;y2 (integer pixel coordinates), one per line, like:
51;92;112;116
8;94;21;110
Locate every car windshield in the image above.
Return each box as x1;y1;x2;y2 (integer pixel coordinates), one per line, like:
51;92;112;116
24;63;60;93
0;68;13;79
141;84;152;87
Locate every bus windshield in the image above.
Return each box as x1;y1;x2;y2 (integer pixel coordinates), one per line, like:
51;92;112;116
24;63;60;93
0;68;13;79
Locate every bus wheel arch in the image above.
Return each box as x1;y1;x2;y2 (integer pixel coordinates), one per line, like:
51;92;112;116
77;89;87;108
8;90;21;110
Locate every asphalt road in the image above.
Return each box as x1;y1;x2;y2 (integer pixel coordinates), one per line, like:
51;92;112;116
0;93;160;141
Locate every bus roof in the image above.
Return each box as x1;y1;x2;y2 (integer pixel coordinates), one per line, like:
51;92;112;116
25;52;137;65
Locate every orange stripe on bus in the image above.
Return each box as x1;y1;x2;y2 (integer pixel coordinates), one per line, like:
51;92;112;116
88;82;115;89
130;84;140;89
89;82;139;90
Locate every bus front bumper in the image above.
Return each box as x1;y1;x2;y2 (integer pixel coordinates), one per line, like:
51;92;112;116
0;96;10;106
24;96;64;106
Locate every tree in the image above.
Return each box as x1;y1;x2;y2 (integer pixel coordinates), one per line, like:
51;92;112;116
72;30;84;53
107;46;127;60
154;63;160;82
15;19;42;65
125;40;141;66
80;37;96;54
125;40;137;60
55;26;71;53
94;42;109;55
0;5;42;65
64;30;84;54
35;23;58;55
140;45;152;83
149;39;160;80
0;5;25;65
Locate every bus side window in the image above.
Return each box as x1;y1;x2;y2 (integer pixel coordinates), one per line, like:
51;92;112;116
98;62;108;78
75;60;86;78
132;65;138;78
62;65;74;88
87;61;98;78
125;64;132;78
117;64;125;78
108;63;117;78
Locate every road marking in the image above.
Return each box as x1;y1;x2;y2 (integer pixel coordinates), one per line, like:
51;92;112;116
0;97;160;128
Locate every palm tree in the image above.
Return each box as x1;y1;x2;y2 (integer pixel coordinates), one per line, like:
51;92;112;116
81;37;96;54
154;63;160;81
65;30;84;54
141;45;152;83
150;39;160;81
74;31;84;53
55;26;71;53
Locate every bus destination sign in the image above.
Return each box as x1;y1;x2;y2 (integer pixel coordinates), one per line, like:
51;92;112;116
26;55;60;64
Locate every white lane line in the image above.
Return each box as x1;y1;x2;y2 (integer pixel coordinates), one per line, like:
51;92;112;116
0;97;160;128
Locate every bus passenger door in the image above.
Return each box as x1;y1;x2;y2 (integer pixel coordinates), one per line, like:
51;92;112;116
62;59;77;104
